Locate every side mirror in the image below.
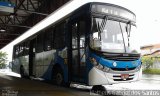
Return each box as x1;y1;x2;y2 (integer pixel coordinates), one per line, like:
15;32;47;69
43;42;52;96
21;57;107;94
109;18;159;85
126;23;131;37
93;39;101;48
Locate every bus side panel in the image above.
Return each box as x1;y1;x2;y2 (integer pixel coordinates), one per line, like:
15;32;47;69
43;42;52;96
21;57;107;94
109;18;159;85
41;50;56;80
41;48;68;83
12;55;29;75
35;52;44;77
54;50;68;83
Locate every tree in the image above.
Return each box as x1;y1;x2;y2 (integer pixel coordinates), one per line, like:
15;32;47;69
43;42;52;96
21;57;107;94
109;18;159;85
141;56;154;69
0;51;8;69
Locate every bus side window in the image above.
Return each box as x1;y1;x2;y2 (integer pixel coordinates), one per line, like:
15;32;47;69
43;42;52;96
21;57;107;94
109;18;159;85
54;22;65;49
44;27;53;51
16;45;20;57
24;41;29;55
14;46;18;58
36;32;44;53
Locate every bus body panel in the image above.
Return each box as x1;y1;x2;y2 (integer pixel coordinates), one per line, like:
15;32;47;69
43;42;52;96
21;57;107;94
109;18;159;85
88;67;142;85
40;50;56;80
12;55;29;75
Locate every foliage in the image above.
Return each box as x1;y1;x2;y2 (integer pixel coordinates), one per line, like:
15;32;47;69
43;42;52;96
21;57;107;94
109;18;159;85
141;56;155;69
0;51;8;69
143;69;160;75
142;56;160;70
141;56;153;69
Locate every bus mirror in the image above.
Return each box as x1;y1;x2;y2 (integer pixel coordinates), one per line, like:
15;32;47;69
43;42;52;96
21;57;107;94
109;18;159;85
93;39;101;48
126;22;131;37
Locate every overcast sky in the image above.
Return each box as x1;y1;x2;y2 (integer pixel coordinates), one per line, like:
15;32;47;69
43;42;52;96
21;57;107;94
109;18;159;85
1;0;160;61
128;0;160;46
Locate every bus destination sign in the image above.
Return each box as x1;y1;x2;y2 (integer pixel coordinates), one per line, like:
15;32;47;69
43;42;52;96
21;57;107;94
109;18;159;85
92;4;136;22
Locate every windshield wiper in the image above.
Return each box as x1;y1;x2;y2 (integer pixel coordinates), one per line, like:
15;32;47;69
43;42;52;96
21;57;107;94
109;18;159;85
126;21;131;47
97;16;108;40
126;21;131;37
119;21;132;53
119;22;127;52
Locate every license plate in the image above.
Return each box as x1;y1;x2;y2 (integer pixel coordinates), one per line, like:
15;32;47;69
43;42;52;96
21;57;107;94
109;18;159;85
121;74;129;80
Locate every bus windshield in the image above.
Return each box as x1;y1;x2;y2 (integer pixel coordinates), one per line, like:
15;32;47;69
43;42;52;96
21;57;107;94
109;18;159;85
90;17;139;54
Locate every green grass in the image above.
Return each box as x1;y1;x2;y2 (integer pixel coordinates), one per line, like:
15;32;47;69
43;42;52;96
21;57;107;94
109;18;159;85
143;69;160;75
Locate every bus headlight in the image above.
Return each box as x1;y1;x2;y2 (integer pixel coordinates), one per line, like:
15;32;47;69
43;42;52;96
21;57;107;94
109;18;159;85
96;64;110;72
103;66;110;72
90;57;98;66
90;57;110;72
95;64;104;70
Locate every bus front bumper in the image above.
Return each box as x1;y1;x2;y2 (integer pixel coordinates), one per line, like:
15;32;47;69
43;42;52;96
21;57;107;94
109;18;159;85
88;67;142;86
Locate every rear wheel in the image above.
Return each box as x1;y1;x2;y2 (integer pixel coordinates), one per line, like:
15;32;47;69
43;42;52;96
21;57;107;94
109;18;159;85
20;65;25;78
55;71;63;85
53;66;64;86
53;65;70;87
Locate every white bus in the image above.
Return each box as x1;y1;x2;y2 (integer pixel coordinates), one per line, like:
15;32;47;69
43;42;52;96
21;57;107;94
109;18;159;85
12;1;142;88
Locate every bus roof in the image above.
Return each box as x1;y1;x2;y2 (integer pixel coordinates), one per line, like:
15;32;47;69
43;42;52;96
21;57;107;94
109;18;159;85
4;0;135;47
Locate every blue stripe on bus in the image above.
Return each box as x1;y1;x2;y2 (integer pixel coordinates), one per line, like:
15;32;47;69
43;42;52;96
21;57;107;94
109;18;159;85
41;53;68;83
41;63;53;80
0;1;14;7
54;56;68;83
91;53;141;68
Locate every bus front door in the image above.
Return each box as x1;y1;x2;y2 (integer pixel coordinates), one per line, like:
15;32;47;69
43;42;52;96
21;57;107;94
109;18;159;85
69;18;86;83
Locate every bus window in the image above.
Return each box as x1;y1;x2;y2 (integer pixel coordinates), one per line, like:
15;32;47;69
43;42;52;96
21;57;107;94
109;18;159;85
72;23;78;49
36;32;44;53
54;22;65;49
44;27;53;51
24;41;29;55
79;21;86;65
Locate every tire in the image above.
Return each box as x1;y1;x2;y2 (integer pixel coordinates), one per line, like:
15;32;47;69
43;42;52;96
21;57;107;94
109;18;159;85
91;85;106;93
20;65;25;78
54;68;64;86
53;65;70;87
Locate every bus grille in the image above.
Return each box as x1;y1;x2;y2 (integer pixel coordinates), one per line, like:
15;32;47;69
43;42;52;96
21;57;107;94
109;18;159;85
113;78;133;81
106;56;139;61
111;67;136;71
103;54;140;61
113;74;134;81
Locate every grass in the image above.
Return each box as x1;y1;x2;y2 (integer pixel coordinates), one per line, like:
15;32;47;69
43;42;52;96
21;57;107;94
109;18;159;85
143;69;160;75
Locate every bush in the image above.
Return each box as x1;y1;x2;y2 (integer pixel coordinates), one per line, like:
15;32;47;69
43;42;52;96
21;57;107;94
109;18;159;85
0;51;8;69
141;56;154;69
143;69;160;74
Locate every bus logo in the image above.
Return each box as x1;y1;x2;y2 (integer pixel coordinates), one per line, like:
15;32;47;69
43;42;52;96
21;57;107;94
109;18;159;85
113;62;117;67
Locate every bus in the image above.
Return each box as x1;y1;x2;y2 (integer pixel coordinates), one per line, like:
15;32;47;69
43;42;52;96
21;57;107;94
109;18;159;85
12;1;142;87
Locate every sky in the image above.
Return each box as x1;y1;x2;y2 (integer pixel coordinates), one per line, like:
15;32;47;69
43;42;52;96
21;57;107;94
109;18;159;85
110;0;160;46
132;0;160;46
1;0;160;62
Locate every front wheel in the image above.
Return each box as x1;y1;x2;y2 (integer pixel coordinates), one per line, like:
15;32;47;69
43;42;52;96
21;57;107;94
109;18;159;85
91;85;106;95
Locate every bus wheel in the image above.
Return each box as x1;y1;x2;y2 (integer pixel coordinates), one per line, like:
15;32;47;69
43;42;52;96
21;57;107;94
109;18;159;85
55;69;64;86
20;65;25;78
91;85;106;93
